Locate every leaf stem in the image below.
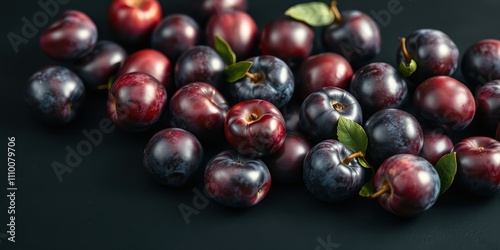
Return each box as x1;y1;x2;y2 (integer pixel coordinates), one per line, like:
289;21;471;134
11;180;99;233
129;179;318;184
370;183;390;198
330;1;342;24
399;37;412;62
342;151;364;165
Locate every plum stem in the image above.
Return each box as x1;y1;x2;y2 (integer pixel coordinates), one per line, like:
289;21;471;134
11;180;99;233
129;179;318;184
399;37;412;62
245;71;264;83
330;1;343;24
370;183;390;198
332;101;345;111
342;151;364;165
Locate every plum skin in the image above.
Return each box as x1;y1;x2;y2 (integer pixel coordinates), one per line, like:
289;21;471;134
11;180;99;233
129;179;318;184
25;66;86;125
40;10;98;61
204;150;271;208
143;128;204;187
414;76;476;131
174;45;226;90
228;55;295;109
106;72;167;131
364;108;424;168
299;87;363;143
461;39;500;88
396;29;459;84
349;62;408;117
453;136;500;196
169;82;229;142
374;154;441;217
302;139;365;203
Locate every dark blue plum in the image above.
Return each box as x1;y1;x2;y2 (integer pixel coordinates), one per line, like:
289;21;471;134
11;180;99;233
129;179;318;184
364;109;424;168
204;150;271;208
397;29;459;84
175;45;226;90
323;10;381;68
143;128;204;187
303;139;365;203
72;40;127;91
349;62;408;117
228;55;294;108
461;39;500;88
151;14;199;62
25;66;86;125
299;87;363;142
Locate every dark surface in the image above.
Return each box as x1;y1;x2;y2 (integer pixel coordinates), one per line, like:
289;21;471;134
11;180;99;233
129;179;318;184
1;0;500;249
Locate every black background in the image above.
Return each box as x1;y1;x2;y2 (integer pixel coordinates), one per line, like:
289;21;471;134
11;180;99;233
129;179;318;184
1;0;500;249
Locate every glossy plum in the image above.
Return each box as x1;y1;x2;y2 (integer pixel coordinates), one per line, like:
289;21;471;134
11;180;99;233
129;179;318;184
461;39;500;88
414;76;476;131
151;14;199;62
263;131;311;184
117;49;172;91
204;150;271;208
72;40;127;91
25;66;86;125
169;82;229;142
228;55;294;108
397;29;459;84
108;0;162;49
303;139;365;202
475;80;500;127
323;10;381;68
259;17;314;70
40;10;97;61
364;109;424;168
453;136;500;196
106;72;167;131
143;128;204;187
297;52;353;100
299;87;363;142
349;62;408;117
192;0;247;23
174;45;226;90
419;128;454;165
224;99;286;158
373;154;440;217
206;10;258;60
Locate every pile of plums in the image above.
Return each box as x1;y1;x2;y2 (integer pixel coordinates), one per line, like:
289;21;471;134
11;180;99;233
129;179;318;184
25;0;500;217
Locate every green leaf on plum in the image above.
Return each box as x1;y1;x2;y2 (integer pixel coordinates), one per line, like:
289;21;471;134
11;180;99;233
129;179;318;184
434;152;457;195
225;61;253;83
337;116;368;155
284;2;334;27
214;35;236;66
359;178;375;198
398;59;417;77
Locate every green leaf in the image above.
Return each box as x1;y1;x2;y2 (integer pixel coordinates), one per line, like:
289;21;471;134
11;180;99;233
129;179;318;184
284;2;334;27
358;157;371;169
398;59;417;77
359;179;375;198
214;35;236;66
337;116;368;154
434;152;457;195
225;61;253;83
